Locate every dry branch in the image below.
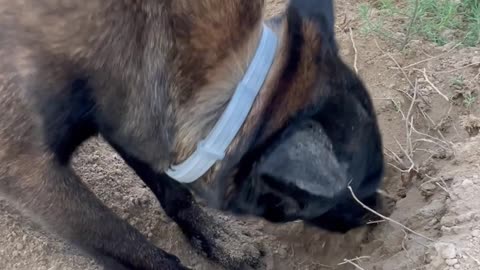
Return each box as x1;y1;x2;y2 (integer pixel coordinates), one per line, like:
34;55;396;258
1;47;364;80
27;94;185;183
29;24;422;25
348;186;435;242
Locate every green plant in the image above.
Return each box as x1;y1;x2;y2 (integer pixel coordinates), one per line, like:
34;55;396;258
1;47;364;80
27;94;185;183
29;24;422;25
359;4;377;34
451;76;465;88
358;3;399;41
463;92;477;109
462;0;480;46
415;0;459;44
358;0;480;47
377;0;399;15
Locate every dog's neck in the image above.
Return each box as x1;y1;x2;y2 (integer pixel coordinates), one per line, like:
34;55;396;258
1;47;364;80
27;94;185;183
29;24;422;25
171;18;290;182
166;24;279;183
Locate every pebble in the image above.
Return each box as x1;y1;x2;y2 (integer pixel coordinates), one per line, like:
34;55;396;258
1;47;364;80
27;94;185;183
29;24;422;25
15;243;24;251
422;182;437;192
441;216;457;227
428;218;439;227
472;56;480;65
472;230;480;237
454;264;461;269
438;243;457;259
277;245;288;259
445;258;458;266
462;179;473;186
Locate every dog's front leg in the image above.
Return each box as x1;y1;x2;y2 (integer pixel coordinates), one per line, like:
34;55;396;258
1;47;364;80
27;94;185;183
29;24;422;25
0;152;191;270
113;146;266;270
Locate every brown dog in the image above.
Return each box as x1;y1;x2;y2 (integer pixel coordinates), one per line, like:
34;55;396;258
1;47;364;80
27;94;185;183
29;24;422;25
0;0;384;269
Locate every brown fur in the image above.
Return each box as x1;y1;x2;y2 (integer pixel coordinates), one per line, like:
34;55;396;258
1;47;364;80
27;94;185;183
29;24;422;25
0;0;369;269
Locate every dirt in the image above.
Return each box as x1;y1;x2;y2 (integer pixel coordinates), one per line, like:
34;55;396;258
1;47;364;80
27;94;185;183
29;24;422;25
1;0;480;269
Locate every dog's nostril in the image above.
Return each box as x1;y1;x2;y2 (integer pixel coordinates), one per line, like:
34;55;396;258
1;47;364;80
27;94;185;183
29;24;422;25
258;193;282;208
261;174;288;193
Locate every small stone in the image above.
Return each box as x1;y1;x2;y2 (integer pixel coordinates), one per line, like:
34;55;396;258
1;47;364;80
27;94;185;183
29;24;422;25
472;230;480;237
441;226;453;233
277;245;288;259
462;179;473;186
437;243;457;259
441;216;457;227
472;56;480;65
422;182;437;192
454;264;460;269
15;243;24;250
341;48;351;56
428;218;439;227
445;258;458;266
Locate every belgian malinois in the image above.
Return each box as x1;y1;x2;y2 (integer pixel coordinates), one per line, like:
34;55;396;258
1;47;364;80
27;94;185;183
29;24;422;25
0;0;384;269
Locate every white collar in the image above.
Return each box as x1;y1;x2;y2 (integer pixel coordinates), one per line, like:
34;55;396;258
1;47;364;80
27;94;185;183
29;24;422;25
165;24;279;183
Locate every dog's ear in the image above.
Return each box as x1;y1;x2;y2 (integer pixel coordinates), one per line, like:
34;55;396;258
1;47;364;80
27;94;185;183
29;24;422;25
286;0;336;54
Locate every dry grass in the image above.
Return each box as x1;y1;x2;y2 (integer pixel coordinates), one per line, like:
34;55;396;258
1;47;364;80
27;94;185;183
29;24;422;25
373;39;454;176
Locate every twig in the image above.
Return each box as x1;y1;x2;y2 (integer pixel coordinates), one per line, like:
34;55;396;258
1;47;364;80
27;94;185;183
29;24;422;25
312;263;334;269
387;162;410;173
401;230;416;267
373;39;415;92
437;62;480;74
417;68;449;101
375;39;432;109
348;186;435;242
414;148;439;155
338;256;370;266
473;71;480;82
413;138;450;151
394;137;416;172
405;79;418;156
340;258;367;270
384;147;404;164
436;182;454;198
367;220;387;225
386;53;416;90
463;250;480;266
409;124;450;147
349;27;359;74
401;42;462;69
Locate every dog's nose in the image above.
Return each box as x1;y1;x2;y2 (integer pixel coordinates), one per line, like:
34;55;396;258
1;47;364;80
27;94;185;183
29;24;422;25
256;119;350;200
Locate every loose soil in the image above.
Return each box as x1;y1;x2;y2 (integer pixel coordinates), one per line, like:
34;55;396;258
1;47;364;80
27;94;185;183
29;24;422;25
1;0;480;269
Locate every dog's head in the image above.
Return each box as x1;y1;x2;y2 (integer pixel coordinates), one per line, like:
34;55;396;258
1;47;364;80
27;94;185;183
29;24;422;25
182;0;384;233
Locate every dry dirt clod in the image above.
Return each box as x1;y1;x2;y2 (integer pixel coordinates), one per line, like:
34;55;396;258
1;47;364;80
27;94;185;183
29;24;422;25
437;243;457;259
15;243;24;250
471;56;480;65
445;258;458;266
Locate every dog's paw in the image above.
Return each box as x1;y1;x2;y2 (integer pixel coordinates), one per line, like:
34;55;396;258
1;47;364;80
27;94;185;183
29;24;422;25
188;213;266;270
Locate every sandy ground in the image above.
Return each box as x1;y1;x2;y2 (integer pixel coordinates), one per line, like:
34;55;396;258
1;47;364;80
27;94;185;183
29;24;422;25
1;0;480;269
